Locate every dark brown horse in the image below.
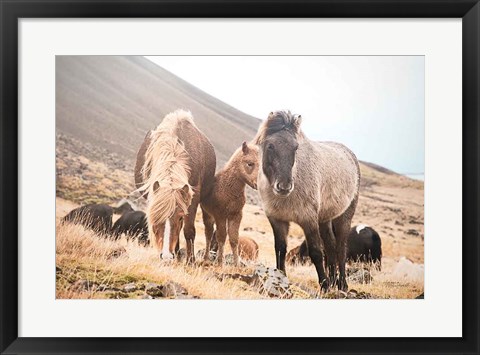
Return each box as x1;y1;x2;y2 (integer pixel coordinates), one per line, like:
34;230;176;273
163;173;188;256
255;110;360;291
135;110;216;262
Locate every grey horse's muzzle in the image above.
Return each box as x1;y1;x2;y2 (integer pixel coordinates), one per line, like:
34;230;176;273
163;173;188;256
273;179;294;196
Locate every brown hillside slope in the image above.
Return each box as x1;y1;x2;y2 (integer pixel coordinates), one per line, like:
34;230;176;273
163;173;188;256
56;56;259;166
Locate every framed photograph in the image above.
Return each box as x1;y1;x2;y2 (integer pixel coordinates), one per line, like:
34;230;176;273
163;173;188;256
1;0;478;354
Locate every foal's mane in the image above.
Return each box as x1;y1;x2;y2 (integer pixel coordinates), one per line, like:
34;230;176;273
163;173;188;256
254;110;304;145
140;110;194;224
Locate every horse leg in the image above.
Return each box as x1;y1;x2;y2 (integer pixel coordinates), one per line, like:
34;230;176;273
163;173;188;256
111;226;121;241
210;231;218;252
227;212;242;266
214;218;227;265
319;221;337;286
169;216;183;257
184;195;200;264
268;217;289;273
332;197;358;291
302;222;329;292
201;207;215;262
151;222;165;255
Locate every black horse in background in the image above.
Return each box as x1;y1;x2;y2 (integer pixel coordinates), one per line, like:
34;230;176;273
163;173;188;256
347;225;382;269
61;204;113;235
111;211;149;246
287;224;383;270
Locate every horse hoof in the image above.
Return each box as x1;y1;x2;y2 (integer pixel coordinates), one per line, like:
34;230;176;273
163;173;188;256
338;280;348;292
319;279;330;292
160;252;175;260
214;259;224;267
201;259;213;267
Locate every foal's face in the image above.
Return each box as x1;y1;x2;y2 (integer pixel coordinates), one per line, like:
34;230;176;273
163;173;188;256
239;142;259;190
262;130;299;197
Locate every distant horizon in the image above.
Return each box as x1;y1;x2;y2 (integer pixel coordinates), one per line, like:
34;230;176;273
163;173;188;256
146;56;424;177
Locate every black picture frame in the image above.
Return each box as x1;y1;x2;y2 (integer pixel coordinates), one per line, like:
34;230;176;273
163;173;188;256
1;1;478;354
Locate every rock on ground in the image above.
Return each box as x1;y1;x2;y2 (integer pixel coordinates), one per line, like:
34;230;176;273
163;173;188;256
392;256;424;282
123;283;137;292
347;268;373;284
69;279;96;292
145;281;190;299
218;266;293;299
252;266;292;298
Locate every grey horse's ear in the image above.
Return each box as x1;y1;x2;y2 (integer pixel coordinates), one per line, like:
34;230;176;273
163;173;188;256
242;141;249;154
293;114;302;130
268;112;275;120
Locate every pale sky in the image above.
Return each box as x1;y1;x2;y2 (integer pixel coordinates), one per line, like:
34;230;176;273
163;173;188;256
146;56;424;176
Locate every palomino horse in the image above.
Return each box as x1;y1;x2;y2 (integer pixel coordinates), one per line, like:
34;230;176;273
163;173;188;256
135;110;216;262
201;142;259;265
255;110;360;291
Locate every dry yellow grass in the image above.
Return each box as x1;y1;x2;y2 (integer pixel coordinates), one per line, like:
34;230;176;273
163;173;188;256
57;194;424;299
56;222;264;299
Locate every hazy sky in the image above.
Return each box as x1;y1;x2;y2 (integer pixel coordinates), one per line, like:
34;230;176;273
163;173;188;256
146;56;424;175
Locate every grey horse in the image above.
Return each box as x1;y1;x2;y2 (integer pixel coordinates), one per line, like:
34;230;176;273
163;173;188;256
255;110;360;291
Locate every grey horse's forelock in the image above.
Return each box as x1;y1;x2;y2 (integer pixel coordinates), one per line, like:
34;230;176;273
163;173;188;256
254;110;303;145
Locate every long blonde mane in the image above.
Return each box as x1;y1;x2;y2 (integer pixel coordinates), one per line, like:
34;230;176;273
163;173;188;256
140;110;194;226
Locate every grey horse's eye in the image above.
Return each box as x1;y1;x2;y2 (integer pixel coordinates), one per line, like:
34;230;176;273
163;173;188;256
267;143;274;150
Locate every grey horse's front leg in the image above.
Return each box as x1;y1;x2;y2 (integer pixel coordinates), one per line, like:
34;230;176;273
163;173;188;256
268;217;289;273
319;221;337;286
333;199;357;292
302;222;329;292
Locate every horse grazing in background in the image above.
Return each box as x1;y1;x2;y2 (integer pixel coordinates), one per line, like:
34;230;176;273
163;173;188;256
62;204;113;236
111;211;150;246
286;241;310;265
347;225;382;270
210;234;260;262
255;110;360;291
201;142;259;265
287;224;383;269
135;110;216;262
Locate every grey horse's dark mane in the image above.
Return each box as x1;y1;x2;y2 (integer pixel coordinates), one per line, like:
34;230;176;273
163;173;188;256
254;110;304;144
